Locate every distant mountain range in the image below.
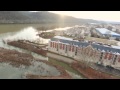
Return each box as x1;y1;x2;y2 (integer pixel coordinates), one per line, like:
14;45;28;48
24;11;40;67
0;11;119;24
105;21;120;24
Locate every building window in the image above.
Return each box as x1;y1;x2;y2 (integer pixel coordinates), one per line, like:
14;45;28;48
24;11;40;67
118;56;120;63
60;43;62;49
63;44;65;50
77;47;80;53
53;42;55;48
99;52;103;61
55;43;57;48
75;47;78;55
69;45;71;51
113;55;117;65
104;52;108;59
65;45;68;53
52;42;53;48
72;46;74;52
57;43;58;51
108;53;112;60
50;42;52;47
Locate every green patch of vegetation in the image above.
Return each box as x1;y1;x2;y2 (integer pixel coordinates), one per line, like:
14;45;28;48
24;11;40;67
48;58;85;77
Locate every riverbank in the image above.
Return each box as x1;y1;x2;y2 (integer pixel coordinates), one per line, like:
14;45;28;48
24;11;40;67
47;51;120;79
7;39;120;79
0;47;33;67
0;47;71;79
7;40;47;57
6;40;85;79
0;23;74;34
48;58;86;79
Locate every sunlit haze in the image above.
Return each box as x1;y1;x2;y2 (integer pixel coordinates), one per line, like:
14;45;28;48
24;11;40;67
49;11;120;22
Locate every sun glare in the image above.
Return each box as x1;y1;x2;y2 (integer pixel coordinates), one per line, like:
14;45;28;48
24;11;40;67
49;11;120;22
60;14;65;18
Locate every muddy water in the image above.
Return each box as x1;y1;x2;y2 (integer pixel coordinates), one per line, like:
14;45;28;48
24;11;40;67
0;25;84;79
0;30;61;79
0;26;72;60
0;61;60;79
0;32;48;60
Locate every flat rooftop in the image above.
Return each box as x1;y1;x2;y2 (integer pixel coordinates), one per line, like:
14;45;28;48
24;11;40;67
95;28;120;36
52;36;120;53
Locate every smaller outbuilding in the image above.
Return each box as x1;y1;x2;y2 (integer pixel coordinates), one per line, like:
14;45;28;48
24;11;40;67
92;28;120;40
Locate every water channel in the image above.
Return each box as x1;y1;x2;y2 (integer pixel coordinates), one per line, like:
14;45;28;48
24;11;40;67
0;24;84;79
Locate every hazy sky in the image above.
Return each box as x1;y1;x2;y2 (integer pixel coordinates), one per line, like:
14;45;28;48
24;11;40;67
49;11;120;22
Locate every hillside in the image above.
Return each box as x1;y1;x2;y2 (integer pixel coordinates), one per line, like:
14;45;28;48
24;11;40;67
0;11;100;24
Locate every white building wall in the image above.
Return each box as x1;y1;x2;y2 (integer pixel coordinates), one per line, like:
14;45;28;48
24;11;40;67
84;47;89;62
89;49;94;63
48;39;120;69
48;41;58;54
74;46;83;61
58;42;63;55
105;53;115;66
74;46;82;61
102;52;113;66
101;52;106;64
80;47;85;61
58;43;67;56
94;50;101;63
91;50;96;63
109;53;117;68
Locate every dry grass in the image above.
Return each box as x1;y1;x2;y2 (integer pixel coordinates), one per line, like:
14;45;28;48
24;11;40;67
85;36;119;46
63;35;119;46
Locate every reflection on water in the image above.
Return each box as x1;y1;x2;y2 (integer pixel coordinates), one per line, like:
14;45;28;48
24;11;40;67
9;27;39;41
0;61;60;79
0;25;83;79
1;26;74;62
40;26;72;32
0;27;48;60
0;26;61;79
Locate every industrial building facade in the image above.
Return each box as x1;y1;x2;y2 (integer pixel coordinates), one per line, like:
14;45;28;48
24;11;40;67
92;28;120;40
48;36;120;69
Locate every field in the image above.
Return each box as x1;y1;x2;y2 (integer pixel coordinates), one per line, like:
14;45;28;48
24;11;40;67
85;36;119;46
63;35;119;46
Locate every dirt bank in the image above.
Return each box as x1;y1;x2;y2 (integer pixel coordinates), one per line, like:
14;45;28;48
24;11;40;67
71;61;120;79
7;40;47;56
0;47;71;79
25;60;71;79
47;52;120;79
0;47;33;67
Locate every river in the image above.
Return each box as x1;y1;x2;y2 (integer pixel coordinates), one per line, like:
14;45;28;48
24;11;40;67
0;24;84;79
0;24;72;60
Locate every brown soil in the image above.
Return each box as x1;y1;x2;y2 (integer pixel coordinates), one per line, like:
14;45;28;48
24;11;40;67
47;51;120;79
25;60;72;79
7;40;47;56
71;61;120;79
0;47;71;79
0;47;33;67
